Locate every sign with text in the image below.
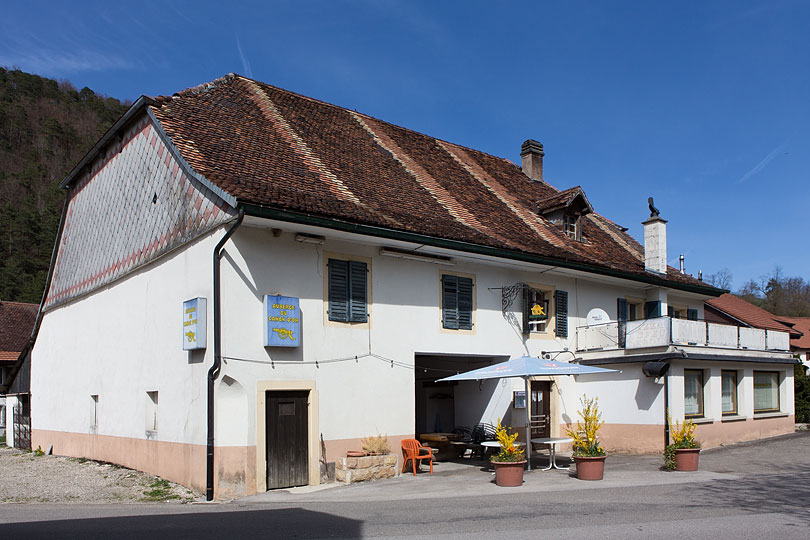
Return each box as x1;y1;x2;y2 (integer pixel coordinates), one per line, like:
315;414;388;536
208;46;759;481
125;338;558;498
264;295;301;347
182;297;207;350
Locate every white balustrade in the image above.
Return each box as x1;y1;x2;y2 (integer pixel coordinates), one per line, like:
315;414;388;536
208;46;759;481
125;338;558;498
625;318;670;349
766;330;790;351
707;323;738;348
671;319;707;346
739;327;766;350
577;323;619;350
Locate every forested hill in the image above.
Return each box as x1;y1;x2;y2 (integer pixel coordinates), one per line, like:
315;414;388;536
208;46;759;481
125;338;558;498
0;68;129;303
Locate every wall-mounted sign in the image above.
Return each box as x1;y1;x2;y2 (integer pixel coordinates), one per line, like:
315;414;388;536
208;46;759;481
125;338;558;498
264;295;301;347
182;297;207;350
513;390;526;409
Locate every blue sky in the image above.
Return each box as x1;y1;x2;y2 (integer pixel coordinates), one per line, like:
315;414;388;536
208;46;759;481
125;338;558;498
2;1;808;291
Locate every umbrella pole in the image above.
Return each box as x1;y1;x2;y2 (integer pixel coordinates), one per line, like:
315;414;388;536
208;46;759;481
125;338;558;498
525;377;531;470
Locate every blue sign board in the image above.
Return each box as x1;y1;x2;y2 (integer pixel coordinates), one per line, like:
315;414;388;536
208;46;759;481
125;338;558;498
182;297;207;350
263;295;301;347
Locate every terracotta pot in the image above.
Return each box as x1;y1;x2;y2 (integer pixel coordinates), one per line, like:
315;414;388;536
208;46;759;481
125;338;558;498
346;450;366;457
573;455;606;480
674;448;700;471
491;460;527;487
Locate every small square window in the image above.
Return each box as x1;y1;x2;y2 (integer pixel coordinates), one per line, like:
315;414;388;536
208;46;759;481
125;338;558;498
753;371;780;413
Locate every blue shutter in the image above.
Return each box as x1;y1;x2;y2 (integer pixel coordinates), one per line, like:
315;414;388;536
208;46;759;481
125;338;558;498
687;308;698;321
348;261;368;323
555;290;568;338
457;277;473;330
442;275;459;329
645;300;661;319
328;259;349;322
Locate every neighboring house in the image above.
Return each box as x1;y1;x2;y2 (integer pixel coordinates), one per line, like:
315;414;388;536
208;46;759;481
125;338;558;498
705;294;809;370
5;74;796;499
0;300;37;443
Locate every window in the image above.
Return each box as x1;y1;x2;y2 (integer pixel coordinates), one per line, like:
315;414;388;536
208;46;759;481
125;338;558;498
442;274;473;330
668;305;687;319
563;214;580;241
146;391;158;433
328;258;368;323
684;370;704;418
524;287;551;334
754;371;780;413
721;371;738;416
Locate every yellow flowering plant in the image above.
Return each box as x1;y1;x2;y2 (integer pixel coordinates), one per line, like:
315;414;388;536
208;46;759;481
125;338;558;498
664;413;701;470
565;395;606;457
490;419;526;462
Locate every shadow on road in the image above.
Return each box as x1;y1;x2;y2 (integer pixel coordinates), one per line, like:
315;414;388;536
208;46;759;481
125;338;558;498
3;507;363;540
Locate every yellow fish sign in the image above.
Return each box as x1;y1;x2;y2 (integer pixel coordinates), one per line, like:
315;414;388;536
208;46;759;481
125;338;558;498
272;328;296;340
185;331;196;342
529;303;547;321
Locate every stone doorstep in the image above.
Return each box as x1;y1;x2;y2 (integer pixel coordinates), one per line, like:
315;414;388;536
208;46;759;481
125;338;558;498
335;453;399;484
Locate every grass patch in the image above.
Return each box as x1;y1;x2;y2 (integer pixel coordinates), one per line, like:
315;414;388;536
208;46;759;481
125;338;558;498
0;434;6;446
141;478;180;502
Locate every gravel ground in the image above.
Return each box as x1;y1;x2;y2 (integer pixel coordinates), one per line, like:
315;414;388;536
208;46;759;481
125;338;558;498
0;445;200;504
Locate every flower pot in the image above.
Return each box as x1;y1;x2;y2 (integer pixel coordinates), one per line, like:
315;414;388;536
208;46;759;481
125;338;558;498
674;448;700;471
491;460;527;487
573;455;606;480
346;450;366;457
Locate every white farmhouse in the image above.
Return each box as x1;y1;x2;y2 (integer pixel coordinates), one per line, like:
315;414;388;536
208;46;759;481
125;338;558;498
3;74;796;499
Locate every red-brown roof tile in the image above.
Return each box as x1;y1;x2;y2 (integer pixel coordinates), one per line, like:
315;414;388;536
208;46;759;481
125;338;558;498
149;74;713;290
705;294;798;335
0;300;37;363
775;316;810;349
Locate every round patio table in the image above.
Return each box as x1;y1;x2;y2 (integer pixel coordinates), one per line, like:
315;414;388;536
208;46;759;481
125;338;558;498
530;437;573;470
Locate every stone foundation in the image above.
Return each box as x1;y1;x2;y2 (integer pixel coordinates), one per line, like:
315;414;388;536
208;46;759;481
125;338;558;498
335;454;398;484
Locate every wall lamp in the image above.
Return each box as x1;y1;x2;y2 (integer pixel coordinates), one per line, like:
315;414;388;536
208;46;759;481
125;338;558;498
295;233;325;245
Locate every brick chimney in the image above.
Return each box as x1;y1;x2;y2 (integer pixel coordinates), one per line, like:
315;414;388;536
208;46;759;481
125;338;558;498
642;214;668;274
521;139;544;182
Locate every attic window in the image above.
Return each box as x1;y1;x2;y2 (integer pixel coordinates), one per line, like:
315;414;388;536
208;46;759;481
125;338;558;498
535;187;592;243
563;215;580;241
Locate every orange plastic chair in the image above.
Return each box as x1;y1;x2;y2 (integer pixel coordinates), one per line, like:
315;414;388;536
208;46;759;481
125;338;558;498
401;439;435;476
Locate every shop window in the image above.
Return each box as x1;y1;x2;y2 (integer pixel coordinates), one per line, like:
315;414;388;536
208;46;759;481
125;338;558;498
754;371;780;413
721;371;738;416
684;370;704;418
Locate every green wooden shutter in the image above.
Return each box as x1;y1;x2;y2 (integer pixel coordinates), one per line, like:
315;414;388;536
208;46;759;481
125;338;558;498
328;259;349;322
555;290;568;338
645;300;661;319
687;308;698;321
442;275;459;329
348;261;368;323
457;277;473;330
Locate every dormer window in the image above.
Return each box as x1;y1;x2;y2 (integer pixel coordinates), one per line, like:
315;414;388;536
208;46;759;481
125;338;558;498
535;186;593;242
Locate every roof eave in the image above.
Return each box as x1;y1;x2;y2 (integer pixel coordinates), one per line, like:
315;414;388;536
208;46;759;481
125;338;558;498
240;202;724;296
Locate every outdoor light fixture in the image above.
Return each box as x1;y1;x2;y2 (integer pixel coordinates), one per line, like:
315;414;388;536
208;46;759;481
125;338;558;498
295;233;325;245
379;247;455;266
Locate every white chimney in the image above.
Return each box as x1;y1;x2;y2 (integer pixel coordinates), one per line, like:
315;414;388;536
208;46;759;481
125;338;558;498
643;216;668;274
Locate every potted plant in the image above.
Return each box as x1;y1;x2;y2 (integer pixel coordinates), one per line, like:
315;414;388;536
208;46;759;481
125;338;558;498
490;419;527;487
664;416;701;471
565;395;606;480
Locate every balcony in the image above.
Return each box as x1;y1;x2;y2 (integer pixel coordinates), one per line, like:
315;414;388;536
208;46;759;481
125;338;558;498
576;317;790;353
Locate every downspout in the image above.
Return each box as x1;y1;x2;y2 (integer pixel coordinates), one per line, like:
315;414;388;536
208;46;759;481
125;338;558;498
206;209;244;501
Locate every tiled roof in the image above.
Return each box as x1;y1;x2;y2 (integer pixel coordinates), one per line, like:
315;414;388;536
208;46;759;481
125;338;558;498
0;300;37;362
775;316;810;349
535;186;591;214
149;74;711;290
705;294;799;336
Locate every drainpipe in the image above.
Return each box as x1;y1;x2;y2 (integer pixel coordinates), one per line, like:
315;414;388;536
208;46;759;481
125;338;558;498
206;209;244;501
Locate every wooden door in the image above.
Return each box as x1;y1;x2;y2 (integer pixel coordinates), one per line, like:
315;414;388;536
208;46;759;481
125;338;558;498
266;391;309;489
530;381;551;439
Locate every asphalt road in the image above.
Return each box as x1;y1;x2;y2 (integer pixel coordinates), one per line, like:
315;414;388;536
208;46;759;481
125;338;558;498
2;432;809;539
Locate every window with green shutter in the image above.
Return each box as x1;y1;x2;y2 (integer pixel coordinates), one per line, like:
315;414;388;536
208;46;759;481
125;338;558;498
328;259;367;323
442;274;473;330
554;290;568;338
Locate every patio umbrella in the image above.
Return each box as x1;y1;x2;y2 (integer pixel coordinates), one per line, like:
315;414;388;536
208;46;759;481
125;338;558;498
437;355;618;470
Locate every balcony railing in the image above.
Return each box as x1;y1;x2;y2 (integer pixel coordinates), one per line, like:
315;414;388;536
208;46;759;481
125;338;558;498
576;317;790;353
